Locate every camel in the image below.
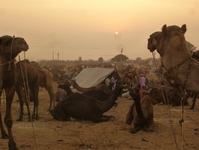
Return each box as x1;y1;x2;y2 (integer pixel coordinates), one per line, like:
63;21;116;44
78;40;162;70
126;85;154;134
192;50;199;60
15;60;55;121
55;88;67;102
0;35;29;150
181;90;198;109
149;85;182;106
147;25;199;109
50;82;123;122
55;81;72;102
147;24;199;93
55;82;73;101
71;80;112;101
57;82;112;102
31;61;55;111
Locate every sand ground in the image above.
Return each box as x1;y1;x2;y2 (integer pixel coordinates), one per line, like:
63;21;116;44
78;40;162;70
0;87;199;150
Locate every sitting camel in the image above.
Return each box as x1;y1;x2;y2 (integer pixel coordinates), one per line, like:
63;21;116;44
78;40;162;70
149;86;182;106
56;82;113;103
126;85;154;134
58;80;112;101
55;81;73;102
50;82;123;122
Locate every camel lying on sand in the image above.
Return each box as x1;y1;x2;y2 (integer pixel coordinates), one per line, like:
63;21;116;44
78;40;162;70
126;86;154;134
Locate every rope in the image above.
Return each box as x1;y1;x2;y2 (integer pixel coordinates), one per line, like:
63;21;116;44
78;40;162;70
18;54;38;149
8;36;15;71
151;52;179;150
0;59;15;67
152;52;158;71
178;87;195;150
161;85;179;150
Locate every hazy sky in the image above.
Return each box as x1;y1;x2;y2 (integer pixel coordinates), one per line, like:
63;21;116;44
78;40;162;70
1;0;199;61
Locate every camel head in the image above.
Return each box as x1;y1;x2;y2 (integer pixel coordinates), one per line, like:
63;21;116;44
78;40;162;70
0;35;29;60
162;24;186;37
148;24;187;57
147;31;161;52
158;24;188;56
129;87;140;100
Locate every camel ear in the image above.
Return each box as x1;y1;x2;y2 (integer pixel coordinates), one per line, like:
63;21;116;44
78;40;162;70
162;24;167;36
181;24;186;33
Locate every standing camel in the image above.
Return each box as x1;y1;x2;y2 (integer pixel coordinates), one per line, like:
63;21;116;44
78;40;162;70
15;59;55;121
0;35;29;150
147;24;199;94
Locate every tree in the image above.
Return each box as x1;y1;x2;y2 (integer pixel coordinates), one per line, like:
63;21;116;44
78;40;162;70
78;56;82;61
111;54;129;62
98;57;104;63
135;57;142;62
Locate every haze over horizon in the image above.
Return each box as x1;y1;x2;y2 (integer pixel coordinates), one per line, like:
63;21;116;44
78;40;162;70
1;0;199;61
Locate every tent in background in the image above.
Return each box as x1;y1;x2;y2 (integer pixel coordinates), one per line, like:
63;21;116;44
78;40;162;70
75;68;119;88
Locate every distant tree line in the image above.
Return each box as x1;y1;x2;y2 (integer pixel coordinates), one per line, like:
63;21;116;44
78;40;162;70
38;40;197;67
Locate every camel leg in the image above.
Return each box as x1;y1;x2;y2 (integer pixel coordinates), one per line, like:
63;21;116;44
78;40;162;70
33;95;39;120
182;92;190;105
5;87;18;150
0;91;9;138
24;88;32;122
130;117;143;134
91;114;115;123
50;109;71;121
15;86;24;121
16;98;24;121
45;86;55;111
31;85;39;120
147;115;155;132
130;125;142;134
101;115;115;122
126;103;134;125
24;93;32;122
143;122;154;132
190;94;197;109
0;111;9;138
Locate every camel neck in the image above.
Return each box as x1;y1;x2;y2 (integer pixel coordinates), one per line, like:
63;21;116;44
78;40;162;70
134;95;145;119
99;86;122;113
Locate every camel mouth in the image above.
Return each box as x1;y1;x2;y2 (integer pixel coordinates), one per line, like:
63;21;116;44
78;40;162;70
148;48;155;52
23;44;29;51
147;45;156;52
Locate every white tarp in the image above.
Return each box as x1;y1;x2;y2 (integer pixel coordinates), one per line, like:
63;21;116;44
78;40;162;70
75;68;115;88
